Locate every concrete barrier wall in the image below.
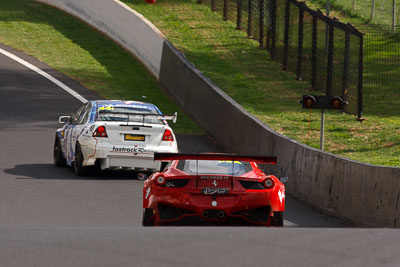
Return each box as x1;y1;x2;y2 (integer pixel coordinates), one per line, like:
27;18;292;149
159;41;400;227
35;0;400;227
35;0;165;79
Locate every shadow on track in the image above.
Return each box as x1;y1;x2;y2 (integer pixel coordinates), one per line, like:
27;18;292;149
284;194;354;228
4;163;141;180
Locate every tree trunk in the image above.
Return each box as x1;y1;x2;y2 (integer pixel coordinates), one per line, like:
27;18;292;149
352;0;356;10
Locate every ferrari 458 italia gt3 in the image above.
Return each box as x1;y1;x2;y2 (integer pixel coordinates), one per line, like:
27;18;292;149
143;153;287;226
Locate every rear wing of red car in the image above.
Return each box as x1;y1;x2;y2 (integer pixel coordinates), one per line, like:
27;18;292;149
153;153;277;164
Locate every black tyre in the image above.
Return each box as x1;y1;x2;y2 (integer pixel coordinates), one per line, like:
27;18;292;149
53;137;66;167
142;208;155;226
272;211;284;227
73;143;86;176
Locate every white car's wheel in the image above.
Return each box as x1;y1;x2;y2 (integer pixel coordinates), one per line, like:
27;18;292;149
53;137;66;167
73;143;86;176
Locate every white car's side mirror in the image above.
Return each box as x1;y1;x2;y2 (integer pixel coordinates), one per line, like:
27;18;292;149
59;116;71;124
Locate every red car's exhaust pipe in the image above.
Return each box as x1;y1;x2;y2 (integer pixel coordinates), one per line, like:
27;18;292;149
202;210;210;218
217;211;225;218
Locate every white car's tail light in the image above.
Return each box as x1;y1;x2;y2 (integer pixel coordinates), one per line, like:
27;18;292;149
155;175;166;186
162;129;174;141
93;126;108;137
263;177;275;189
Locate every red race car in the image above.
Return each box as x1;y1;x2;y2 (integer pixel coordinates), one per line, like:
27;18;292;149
142;153;287;226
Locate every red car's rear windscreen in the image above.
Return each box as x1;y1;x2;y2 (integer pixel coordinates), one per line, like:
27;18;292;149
176;160;252;176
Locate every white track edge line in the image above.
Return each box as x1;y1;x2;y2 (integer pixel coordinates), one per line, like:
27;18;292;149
0;47;87;103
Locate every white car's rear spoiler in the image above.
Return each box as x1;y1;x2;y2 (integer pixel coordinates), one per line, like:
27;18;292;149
161;112;178;123
98;111;178;124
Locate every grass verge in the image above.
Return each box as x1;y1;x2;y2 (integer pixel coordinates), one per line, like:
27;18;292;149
0;0;203;134
122;0;400;166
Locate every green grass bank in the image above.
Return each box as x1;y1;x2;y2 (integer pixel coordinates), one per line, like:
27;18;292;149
0;0;202;134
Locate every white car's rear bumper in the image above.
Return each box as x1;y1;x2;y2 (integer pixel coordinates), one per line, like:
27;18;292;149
81;140;177;171
99;155;161;171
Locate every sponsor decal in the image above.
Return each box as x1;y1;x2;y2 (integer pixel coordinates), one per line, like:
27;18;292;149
199;176;230;180
218;160;242;164
98;106;114;111
278;190;284;204
124;134;145;142
145;187;151;199
98;103;153;110
201;188;229;195
166;181;175;188
111;146;153;154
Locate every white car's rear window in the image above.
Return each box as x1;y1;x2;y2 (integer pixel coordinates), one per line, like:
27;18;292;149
96;106;163;124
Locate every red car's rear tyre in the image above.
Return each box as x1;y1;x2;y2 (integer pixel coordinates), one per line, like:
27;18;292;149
272;211;284;226
142;208;155;226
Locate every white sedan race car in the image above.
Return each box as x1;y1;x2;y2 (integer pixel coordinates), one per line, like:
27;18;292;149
53;100;178;176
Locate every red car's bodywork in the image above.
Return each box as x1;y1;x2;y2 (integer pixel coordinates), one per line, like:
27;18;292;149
142;153;285;226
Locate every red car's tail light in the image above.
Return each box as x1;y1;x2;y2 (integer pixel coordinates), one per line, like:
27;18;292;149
162;129;174;141
155;175;166;186
263;177;275;189
93;126;108;137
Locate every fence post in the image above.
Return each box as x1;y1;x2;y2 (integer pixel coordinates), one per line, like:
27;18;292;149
211;0;216;11
224;0;228;20
358;34;364;120
237;0;243;30
266;0;271;50
283;0;290;70
270;0;277;57
342;31;350;99
312;16;317;89
259;0;265;48
297;5;304;81
248;0;253;37
326;21;334;96
393;0;396;31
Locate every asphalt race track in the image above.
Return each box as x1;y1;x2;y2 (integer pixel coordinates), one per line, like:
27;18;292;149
1;43;400;267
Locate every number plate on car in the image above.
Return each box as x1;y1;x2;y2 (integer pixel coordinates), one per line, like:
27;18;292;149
124;134;145;141
201;188;229;195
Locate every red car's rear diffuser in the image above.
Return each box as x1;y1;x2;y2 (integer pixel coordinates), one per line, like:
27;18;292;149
153;153;277;164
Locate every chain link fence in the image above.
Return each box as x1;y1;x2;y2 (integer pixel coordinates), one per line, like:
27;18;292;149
201;0;364;118
353;24;400;116
326;0;399;29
